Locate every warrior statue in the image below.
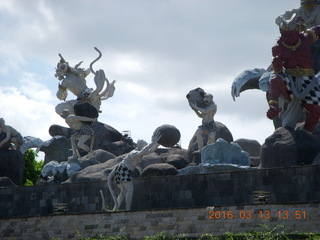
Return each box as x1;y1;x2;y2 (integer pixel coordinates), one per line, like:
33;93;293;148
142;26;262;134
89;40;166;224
267;14;320;133
54;48;115;159
231;1;320;132
55;47;116;117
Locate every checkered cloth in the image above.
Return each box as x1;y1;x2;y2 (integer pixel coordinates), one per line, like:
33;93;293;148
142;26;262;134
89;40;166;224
72;124;94;136
284;75;320;105
199;120;217;133
114;165;132;184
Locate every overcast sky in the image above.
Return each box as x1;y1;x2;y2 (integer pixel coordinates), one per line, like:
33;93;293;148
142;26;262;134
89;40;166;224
0;0;298;151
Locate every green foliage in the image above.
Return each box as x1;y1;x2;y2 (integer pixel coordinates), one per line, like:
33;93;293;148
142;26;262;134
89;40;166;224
24;149;44;186
52;232;320;240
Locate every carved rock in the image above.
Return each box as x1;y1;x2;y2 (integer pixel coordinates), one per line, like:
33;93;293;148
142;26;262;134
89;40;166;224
0;150;25;186
186;87;206;108
141;163;178;177
64;155;125;183
260;127;320;168
40;136;72;165
154;124;181;147
0;132;12;151
166;154;188;169
234;138;261;157
47;121;134;157
0;177;17;188
187;121;234;163
201;139;250;166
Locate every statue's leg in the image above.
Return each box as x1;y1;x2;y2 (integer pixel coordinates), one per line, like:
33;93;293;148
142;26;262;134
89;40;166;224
207;131;216;145
125;182;134;211
269;75;291;101
70;136;79;158
302;103;320;133
117;184;126;209
195;128;203;151
78;135;91;153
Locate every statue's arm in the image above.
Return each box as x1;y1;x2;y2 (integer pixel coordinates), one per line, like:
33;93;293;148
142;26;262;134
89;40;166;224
0;127;11;147
272;45;283;74
136;131;161;157
73;116;97;122
190;102;203;118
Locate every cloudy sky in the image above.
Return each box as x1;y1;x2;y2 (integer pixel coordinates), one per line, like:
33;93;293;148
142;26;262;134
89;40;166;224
0;0;298;151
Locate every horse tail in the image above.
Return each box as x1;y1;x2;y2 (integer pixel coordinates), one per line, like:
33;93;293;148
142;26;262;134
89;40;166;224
90;47;102;75
107;169;118;210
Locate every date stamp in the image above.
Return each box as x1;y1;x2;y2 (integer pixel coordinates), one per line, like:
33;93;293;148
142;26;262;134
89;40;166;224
208;210;307;220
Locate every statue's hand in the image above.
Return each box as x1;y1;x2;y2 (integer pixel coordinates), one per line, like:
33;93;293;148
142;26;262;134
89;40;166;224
152;130;162;143
267;105;282;119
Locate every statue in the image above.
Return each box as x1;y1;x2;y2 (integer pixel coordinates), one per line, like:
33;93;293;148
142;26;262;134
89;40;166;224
267;14;320;133
276;0;320;29
55;47;116;116
231;1;320;132
54;47;115;160
189;92;217;151
107;130;162;211
0;118;23;151
61;108;97;160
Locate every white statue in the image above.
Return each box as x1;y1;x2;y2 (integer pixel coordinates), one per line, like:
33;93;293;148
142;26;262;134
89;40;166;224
60;110;97;160
0;118;23;151
55;47;116;116
189;93;217;151
276;0;320;29
107;130;161;211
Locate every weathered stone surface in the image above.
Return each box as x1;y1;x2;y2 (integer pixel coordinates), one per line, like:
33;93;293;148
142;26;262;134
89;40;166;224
201;138;250;166
74;102;99;119
166;154;188;169
138;152;164;169
103;140;135;156
89;149;116;163
91;122;124;152
234;138;261;157
186;87;206;108
0;177;17;188
49;124;74;138
187;121;233;163
0;132;12;151
141;163;178;177
0;150;24;186
40;136;72;165
64;156;125;183
154;124;181;147
47;121;134;158
260;127;320;168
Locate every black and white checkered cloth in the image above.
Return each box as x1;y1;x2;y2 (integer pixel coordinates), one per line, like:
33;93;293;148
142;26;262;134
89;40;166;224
114;165;132;184
284;75;320;105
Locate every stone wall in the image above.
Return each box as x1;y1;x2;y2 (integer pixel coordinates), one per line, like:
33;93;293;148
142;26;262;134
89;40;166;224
1;165;320;218
1;203;319;240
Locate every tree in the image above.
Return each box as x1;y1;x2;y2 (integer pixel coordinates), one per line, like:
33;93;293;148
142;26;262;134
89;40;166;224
24;149;44;186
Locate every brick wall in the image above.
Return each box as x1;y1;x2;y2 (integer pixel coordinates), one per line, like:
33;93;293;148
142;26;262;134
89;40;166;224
1;203;319;240
1;165;320;218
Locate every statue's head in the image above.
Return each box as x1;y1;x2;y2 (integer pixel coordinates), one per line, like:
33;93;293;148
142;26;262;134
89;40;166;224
0;118;4;127
276;13;300;43
301;0;320;13
55;61;69;80
204;93;213;104
136;139;148;151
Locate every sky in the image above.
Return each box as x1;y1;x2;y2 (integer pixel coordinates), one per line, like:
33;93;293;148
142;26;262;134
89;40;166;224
0;0;299;152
